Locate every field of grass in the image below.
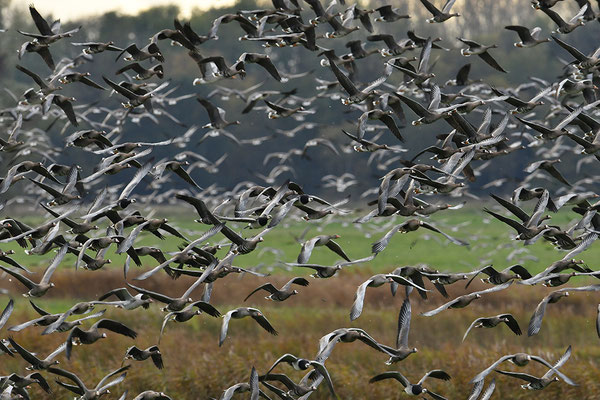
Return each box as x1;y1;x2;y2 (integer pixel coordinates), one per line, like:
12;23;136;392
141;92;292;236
1;207;599;399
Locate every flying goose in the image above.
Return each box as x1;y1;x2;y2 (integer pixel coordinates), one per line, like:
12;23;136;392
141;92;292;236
462;314;521;341
49;366;129;399
421;282;513;317
419;0;460;23
219;307;278;346
244;277;309;302
350;274;428;320
369;369;451;399
0;244;67;297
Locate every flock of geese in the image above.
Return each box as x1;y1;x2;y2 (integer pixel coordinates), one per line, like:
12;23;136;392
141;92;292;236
1;0;600;398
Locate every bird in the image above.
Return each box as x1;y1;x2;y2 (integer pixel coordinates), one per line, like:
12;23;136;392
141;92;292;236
65;318;137;359
494;346;574;390
0;244;67;297
48;365;130;399
462;314;522;341
505;25;551;47
297;234;351;264
379;289;418;364
244;277;309;301
458;38;507;73
219;307;278;346
350;274;428;320
371;218;468;255
123;346;163;369
421;282;513;317
369;369;451;398
419;0;460;23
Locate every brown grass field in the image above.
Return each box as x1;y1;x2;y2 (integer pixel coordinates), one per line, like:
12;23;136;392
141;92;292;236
2;267;600;399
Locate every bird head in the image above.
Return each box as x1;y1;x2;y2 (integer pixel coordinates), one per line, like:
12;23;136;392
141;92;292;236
101;333;107;338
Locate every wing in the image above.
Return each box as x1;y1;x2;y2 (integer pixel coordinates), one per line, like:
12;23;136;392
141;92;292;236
265;354;299;375
0;298;14;330
396;295;411;348
244;283;278;301
309;361;336;397
494;369;539;383
329;60;358;96
527;294;552;336
7;338;40;365
47;367;85;392
419;0;441;16
421;221;469;246
369;371;409;387
219;310;234;346
119;158;154;200
462;317;483;342
477;51;507;73
40;242;66;285
419;369;451;385
297;237;319;263
421;297;459;317
95;319;137;338
127;283;174;305
350;279;372;321
371;224;401;254
325;240;351;262
470;355;512;383
251;311;278;335
501;314;522;335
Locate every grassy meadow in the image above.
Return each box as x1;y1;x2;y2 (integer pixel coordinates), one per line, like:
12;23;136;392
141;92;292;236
1;206;600;399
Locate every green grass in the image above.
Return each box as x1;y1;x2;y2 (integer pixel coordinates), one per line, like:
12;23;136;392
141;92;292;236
4;206;597;278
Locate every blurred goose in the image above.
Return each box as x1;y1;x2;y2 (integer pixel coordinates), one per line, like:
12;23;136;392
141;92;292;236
374;5;410;22
7;338;65;370
265;355;336;397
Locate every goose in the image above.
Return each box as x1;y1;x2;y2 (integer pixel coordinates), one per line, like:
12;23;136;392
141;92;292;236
350;274;428;320
7;338;66;370
458;38;507;73
421;282;513;317
297;234;351;264
0;244;67;297
65;318;137;359
244;277;309;302
379;289;418;364
371;218;468;255
72;41;123;54
316;327;394;362
369;369;451;399
48;366;129;399
495;346;575;389
115;63;164;80
367;33;416;57
419;0;460;23
462;314;521;341
374;5;410;22
18;5;80;45
470;346;575;385
265;354;336;397
196;97;240;130
328;59;390;105
159;301;221;342
115;43;164;63
219;307;278;346
505;26;551;47
540;4;587;34
123;346;163;369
